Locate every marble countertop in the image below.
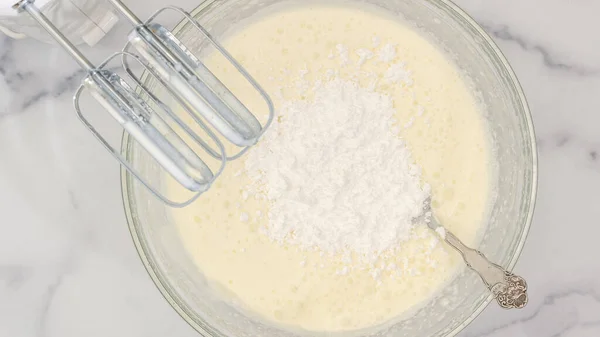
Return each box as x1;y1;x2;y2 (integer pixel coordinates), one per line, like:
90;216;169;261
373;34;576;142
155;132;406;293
1;0;599;336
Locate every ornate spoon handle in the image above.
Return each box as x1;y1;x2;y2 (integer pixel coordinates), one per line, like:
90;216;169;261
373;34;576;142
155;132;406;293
444;231;528;309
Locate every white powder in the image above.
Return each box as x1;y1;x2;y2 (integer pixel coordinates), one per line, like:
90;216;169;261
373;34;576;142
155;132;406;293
384;62;413;86
435;227;447;240
335;44;350;65
372;36;381;48
356;48;374;66
378;43;397;62
245;78;430;261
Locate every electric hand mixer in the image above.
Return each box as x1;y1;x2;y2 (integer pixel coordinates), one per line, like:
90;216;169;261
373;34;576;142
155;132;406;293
9;0;274;207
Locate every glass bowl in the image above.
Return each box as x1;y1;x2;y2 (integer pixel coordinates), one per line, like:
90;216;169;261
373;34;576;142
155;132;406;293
121;0;537;336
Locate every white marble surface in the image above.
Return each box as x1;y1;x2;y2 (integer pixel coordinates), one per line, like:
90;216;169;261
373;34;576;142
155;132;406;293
1;0;599;336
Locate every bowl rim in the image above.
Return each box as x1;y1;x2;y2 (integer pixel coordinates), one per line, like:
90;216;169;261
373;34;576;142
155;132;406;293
121;0;538;336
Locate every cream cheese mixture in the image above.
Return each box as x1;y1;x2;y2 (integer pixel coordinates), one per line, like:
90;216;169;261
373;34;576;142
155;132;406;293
169;3;492;332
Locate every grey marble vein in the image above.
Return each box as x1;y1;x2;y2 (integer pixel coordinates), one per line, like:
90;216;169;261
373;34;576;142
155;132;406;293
17;68;88;111
36;274;64;337
0;265;31;289
536;131;600;168
480;23;600;76
467;288;600;337
67;189;80;210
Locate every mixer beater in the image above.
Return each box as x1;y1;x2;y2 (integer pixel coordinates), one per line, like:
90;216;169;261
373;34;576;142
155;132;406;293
11;0;274;207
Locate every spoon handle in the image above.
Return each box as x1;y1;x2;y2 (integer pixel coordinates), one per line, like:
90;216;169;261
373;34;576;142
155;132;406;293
444;231;528;309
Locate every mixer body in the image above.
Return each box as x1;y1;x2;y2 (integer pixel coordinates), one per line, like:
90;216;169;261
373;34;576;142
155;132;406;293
0;0;118;46
9;0;274;207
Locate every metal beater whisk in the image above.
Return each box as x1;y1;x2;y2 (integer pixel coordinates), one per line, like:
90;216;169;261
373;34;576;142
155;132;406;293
12;0;274;207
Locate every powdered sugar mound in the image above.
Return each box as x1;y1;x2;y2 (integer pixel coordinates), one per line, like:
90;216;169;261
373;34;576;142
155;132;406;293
435;227;447;240
372;36;381;48
378;43;397;62
336;44;350;65
384;62;413;86
356;48;374;66
245;78;430;261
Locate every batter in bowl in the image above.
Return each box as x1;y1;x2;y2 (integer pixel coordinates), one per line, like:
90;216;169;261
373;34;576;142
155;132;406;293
169;3;492;332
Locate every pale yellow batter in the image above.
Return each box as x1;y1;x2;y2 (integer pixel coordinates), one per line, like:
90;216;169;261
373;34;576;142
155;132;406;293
169;3;491;332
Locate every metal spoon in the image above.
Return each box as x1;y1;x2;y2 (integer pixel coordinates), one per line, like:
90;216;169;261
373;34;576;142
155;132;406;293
423;201;528;309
